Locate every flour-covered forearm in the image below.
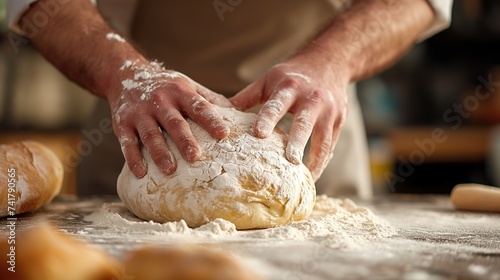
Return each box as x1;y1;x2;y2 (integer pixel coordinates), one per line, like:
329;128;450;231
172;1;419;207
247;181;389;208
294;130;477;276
19;0;144;99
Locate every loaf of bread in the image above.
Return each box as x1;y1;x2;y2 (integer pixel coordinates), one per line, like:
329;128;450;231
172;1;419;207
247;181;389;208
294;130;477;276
0;223;121;280
117;106;316;229
122;246;260;280
0;141;63;217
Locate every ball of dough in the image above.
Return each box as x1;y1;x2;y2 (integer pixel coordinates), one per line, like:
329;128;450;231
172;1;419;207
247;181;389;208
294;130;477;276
122;246;260;280
117;106;316;229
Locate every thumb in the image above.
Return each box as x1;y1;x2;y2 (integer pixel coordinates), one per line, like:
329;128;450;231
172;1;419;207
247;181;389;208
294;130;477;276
229;78;265;111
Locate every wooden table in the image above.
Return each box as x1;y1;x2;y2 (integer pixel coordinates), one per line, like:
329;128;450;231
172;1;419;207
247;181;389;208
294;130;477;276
2;195;499;280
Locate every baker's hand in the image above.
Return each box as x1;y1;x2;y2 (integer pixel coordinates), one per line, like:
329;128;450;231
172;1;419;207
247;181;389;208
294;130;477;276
108;60;231;178
230;60;349;181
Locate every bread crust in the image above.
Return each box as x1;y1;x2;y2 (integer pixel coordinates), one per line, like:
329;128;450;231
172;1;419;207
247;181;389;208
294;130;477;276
0;141;63;217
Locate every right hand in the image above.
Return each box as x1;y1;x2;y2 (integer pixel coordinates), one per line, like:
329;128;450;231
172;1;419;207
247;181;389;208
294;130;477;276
108;60;231;178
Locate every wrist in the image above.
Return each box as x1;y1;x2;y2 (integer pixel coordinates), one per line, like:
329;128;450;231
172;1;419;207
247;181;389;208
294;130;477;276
289;43;352;86
96;51;150;103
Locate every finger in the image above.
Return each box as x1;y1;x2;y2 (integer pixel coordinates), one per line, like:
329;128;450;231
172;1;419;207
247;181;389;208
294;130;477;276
136;117;176;175
196;84;233;108
182;95;230;139
158;109;202;162
229;77;266;111
254;87;297;138
117;128;147;178
306;116;336;181
286;107;318;165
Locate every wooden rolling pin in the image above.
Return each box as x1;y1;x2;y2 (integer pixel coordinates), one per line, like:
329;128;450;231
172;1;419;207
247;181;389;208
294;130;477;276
450;184;500;212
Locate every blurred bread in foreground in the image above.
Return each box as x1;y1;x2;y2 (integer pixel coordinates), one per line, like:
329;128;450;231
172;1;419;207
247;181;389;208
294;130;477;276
122;246;261;280
0;223;262;280
0;223;120;280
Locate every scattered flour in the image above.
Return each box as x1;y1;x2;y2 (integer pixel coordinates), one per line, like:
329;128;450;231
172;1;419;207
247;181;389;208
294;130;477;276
84;195;396;249
285;72;312;83
117;60;189;101
106;32;125;43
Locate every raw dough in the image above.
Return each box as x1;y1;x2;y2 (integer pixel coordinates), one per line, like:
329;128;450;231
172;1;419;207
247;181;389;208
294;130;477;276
117;106;316;229
450;183;500;212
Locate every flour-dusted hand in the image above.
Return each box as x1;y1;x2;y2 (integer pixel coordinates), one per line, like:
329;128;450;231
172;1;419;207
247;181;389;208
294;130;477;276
108;60;232;178
230;59;349;181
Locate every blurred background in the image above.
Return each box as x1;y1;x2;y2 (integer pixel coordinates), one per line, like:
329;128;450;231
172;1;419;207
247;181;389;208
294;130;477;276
0;0;499;195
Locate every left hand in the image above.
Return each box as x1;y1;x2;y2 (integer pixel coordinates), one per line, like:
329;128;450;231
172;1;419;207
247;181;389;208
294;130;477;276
230;58;349;181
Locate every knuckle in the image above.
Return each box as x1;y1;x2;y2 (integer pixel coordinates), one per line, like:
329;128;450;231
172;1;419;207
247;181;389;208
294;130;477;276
113;103;132;125
279;78;301;91
192;98;212;114
149;147;166;160
308;90;327;104
165;115;185;129
319;140;331;157
119;136;136;147
144;139;167;160
338;110;348;127
167;82;190;94
113;124;125;136
262;100;284;118
295;119;313;133
177;134;195;149
296;109;311;121
275;88;296;100
150;90;165;103
141;128;160;143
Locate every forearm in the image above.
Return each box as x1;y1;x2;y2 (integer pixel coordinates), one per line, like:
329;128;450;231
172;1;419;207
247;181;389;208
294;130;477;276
20;0;145;100
297;0;435;82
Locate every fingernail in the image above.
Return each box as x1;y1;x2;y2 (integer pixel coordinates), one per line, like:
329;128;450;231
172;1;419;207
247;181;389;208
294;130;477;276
286;144;302;165
215;125;230;137
133;162;147;178
161;159;175;174
256;123;272;137
186;145;199;159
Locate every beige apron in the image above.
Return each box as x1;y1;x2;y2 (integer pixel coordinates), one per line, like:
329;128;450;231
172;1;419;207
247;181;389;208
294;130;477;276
78;0;372;199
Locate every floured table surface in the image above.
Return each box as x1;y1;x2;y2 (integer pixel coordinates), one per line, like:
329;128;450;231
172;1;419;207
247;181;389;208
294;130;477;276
2;194;499;280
